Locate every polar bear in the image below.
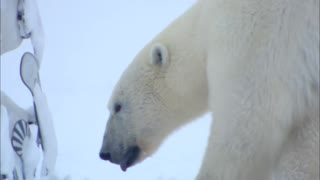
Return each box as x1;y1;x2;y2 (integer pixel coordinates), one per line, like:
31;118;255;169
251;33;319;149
99;0;319;179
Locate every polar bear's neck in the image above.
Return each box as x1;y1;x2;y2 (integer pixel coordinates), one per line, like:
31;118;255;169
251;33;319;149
152;3;209;126
129;2;211;148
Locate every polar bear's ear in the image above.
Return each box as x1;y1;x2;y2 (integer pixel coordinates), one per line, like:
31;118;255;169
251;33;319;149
150;43;169;66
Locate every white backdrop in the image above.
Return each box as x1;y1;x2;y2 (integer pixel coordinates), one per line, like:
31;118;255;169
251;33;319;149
1;1;211;179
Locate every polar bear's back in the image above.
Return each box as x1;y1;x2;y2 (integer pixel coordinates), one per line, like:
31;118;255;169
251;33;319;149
198;0;319;179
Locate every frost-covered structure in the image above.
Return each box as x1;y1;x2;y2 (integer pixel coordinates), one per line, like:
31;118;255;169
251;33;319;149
1;0;57;179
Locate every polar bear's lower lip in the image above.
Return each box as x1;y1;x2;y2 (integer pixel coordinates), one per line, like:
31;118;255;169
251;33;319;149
120;146;140;172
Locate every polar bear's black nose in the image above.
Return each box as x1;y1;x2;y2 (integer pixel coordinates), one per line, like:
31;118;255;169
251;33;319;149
100;152;111;161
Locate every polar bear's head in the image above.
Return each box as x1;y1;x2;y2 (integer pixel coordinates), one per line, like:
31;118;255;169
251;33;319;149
100;5;207;171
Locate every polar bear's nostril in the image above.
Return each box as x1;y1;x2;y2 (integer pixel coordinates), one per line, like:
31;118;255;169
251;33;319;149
100;152;111;161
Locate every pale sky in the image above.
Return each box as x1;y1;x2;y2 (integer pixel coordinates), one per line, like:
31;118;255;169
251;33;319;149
1;1;211;179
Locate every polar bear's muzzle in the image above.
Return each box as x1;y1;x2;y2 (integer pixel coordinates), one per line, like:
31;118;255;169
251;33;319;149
119;146;140;171
99;145;140;172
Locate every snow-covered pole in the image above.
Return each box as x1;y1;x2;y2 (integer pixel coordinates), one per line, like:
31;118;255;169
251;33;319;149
1;0;58;178
17;0;45;63
0;0;23;54
20;52;58;176
1;0;44;62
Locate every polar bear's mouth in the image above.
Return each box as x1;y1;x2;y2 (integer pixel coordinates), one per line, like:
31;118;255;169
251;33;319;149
120;146;140;172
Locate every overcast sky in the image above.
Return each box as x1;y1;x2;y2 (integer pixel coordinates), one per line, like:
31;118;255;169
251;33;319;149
1;1;212;179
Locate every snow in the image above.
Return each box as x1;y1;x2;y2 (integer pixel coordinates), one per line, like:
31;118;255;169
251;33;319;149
17;0;45;63
23;0;45;63
0;0;22;54
22;125;41;179
1;93;60;180
0;105;15;179
1;91;34;133
0;0;44;61
20;52;40;92
39;174;71;180
33;83;58;176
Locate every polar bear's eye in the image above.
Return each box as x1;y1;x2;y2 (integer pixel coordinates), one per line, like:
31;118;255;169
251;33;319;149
114;103;122;113
150;43;169;65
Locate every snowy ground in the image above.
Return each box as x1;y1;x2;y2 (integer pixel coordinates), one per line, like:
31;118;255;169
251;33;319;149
1;1;211;179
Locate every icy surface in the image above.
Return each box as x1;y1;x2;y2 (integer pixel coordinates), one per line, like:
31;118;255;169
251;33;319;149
23;0;45;63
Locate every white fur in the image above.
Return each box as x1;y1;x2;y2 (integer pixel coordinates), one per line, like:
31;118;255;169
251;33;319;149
102;0;319;179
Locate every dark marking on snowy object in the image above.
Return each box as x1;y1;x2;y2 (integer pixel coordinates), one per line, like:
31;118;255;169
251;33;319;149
17;11;23;21
17;7;31;39
20;52;40;95
14;125;25;140
13;168;18;180
1;174;8;179
19;52;45;153
11;119;31;157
